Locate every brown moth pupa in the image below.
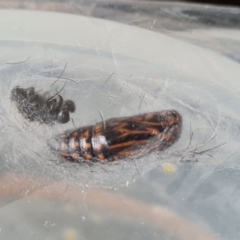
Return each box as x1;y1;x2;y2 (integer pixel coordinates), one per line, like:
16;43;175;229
50;110;182;163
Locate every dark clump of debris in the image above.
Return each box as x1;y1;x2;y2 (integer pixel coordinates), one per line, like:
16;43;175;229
11;86;75;124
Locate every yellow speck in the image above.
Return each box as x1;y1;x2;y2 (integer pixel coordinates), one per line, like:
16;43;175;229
219;158;224;162
162;163;176;174
63;228;78;240
153;78;159;82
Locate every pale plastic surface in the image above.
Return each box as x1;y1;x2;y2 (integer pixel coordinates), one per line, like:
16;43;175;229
0;8;240;240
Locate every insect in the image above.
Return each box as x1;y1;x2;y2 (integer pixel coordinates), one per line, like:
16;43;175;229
50;110;182;163
10;86;76;124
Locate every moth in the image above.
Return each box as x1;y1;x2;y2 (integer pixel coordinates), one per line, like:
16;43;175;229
11;86;75;124
50;110;182;163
